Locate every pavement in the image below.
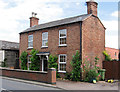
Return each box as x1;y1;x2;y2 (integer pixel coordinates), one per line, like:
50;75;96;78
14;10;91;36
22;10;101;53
56;79;119;90
1;76;120;91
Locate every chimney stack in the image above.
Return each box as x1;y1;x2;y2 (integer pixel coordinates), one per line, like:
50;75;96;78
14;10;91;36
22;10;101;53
30;12;39;27
86;0;98;16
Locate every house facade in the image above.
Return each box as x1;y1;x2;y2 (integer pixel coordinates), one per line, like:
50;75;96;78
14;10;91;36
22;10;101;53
0;40;19;68
19;0;105;76
105;47;119;60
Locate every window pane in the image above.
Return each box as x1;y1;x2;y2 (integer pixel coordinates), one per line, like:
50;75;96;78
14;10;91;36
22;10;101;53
42;32;48;46
42;32;48;40
42;40;48;46
28;35;33;47
28;42;33;47
60;55;66;62
60;64;66;71
60;29;66;37
60;38;66;44
28;35;33;42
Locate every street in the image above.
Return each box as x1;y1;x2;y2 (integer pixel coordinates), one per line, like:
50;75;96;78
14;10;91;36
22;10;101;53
1;78;60;91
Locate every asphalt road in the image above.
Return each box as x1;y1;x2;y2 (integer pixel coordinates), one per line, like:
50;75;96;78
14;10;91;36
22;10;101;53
1;78;60;91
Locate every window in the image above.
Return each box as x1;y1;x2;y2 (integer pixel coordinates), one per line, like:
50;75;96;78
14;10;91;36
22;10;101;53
28;35;33;48
42;32;48;47
59;29;67;46
58;54;67;72
28;55;32;70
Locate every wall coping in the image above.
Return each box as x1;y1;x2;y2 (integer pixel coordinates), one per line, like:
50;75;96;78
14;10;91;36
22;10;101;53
0;67;47;74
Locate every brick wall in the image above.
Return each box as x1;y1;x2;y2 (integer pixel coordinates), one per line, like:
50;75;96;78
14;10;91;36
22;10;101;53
20;23;81;73
0;67;56;84
82;16;105;68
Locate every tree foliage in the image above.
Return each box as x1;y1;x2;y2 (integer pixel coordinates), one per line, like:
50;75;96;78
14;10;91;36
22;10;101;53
70;51;82;81
19;51;28;70
103;50;111;61
30;49;40;71
48;55;60;78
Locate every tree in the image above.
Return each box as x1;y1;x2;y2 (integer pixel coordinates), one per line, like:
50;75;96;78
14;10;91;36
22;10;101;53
30;49;40;71
48;55;60;78
70;51;82;81
19;51;28;70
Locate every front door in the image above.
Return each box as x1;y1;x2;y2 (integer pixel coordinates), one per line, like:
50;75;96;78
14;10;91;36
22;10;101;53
43;59;48;71
41;55;48;72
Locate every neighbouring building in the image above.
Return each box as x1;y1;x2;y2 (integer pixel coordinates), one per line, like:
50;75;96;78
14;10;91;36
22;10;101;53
19;0;105;76
0;40;19;68
105;47;119;60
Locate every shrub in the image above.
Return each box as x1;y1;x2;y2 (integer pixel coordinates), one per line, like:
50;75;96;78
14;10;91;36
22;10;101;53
48;55;60;78
30;49;40;71
85;69;98;82
70;51;82;81
19;51;28;70
1;58;7;67
103;50;111;61
81;56;101;82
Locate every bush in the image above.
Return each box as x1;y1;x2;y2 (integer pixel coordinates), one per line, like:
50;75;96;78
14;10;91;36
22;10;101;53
30;49;40;71
20;51;28;70
70;51;82;81
1;58;7;67
81;56;101;82
48;55;60;78
85;69;98;82
103;50;111;61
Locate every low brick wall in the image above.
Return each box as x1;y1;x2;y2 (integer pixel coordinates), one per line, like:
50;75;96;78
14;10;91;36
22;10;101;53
0;67;56;84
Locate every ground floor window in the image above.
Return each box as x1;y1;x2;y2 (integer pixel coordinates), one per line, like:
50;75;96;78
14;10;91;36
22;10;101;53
58;54;67;73
28;55;32;70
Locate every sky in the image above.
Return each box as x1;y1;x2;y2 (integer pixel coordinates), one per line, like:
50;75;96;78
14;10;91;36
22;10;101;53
0;0;119;49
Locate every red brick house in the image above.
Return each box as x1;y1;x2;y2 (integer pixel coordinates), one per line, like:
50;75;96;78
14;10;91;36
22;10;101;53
19;0;105;75
105;47;119;60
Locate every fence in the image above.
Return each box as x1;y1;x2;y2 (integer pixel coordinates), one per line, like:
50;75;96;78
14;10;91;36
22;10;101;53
103;61;120;80
0;67;56;84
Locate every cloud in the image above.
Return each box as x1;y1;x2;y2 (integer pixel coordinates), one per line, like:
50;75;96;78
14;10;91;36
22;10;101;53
102;20;118;49
0;0;64;42
111;11;118;17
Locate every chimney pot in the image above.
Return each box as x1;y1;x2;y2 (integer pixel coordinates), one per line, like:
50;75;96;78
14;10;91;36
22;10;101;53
30;12;39;27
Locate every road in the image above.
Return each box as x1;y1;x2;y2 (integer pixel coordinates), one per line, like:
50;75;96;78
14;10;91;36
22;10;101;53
1;78;60;91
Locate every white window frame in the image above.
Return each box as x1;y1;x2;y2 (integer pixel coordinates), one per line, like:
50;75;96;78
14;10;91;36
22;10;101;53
42;32;48;47
59;29;67;46
0;50;5;62
28;55;32;70
28;34;33;48
58;54;67;73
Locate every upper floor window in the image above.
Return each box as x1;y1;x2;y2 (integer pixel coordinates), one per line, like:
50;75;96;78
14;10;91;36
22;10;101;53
58;54;67;73
42;32;48;47
28;34;33;48
59;29;67;46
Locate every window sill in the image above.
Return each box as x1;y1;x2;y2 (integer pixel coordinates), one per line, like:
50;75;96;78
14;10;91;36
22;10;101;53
59;44;67;47
58;71;66;73
41;46;48;48
27;47;33;50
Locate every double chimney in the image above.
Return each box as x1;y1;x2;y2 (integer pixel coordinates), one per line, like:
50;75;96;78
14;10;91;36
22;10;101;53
29;0;98;27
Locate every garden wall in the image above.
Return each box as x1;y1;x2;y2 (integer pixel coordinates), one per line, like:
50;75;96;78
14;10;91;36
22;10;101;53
0;67;56;84
103;61;120;80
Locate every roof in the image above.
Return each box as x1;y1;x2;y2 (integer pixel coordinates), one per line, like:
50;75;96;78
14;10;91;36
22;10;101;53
20;14;92;34
0;40;19;50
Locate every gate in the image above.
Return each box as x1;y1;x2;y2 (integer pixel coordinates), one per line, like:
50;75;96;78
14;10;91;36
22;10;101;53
103;61;120;80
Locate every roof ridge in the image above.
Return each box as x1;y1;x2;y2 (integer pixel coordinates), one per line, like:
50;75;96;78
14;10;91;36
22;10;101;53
20;14;92;34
